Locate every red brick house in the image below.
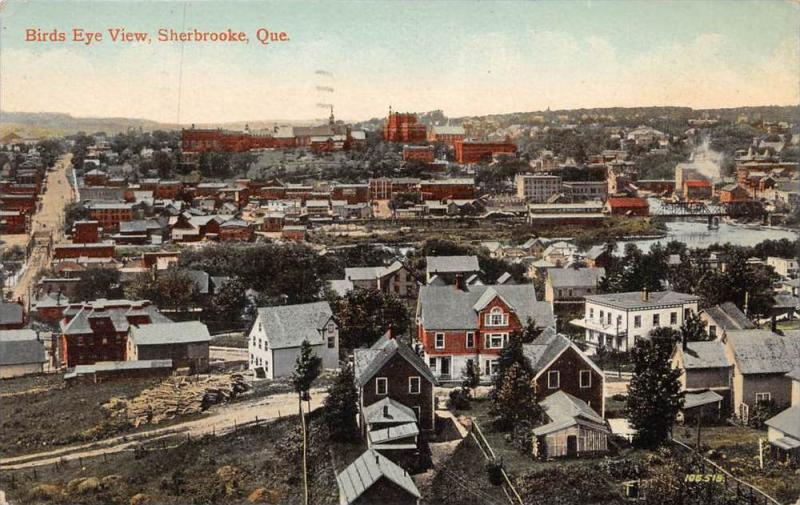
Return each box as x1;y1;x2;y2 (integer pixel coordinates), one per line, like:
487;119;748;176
219;219;253;242
72;220;101;243
604;197;649;216
59;299;172;368
523;327;605;416
354;334;438;432
87;202;135;232
331;184;370;204
0;210;26;233
416;284;554;383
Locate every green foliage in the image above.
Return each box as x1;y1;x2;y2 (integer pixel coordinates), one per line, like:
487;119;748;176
63;203;90;232
680;310;708;342
291;340;322;400
625;328;684;449
332;287;410;350
490;362;543;432
448;388;471;410
323;363;359;441
210;277;248;322
462;360;481;390
125;268;198;311
74;268;123;302
747;400;782;429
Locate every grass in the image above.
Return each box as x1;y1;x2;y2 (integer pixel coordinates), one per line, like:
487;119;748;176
674;424;800;504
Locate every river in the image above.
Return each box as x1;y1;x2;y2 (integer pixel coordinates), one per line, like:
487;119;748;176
625;219;798;252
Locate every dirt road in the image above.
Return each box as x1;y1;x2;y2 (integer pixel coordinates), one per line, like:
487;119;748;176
0;387;327;470
10;153;74;305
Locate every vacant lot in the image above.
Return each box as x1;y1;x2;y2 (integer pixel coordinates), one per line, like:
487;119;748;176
0;375;164;456
1;412;365;505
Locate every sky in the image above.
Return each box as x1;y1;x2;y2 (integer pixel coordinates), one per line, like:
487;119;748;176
0;0;798;124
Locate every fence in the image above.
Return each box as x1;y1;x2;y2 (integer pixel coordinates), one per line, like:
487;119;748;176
470;419;524;505
670;439;783;505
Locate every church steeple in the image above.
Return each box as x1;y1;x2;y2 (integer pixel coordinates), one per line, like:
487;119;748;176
329;105;335;126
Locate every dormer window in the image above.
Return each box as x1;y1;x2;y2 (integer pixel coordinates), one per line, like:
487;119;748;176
485;307;508;327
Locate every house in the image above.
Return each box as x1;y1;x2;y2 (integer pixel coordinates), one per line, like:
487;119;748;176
0;330;46;378
604;197;649;217
723;329;800;422
532;391;610;459
354;333;437;432
336;449;421;505
417;283;554;382
671;340;733;416
60;299;172;367
281;225;307;241
64;359;173;385
128;321;211;373
765;367;800;464
248;301;339;379
584;245;613;269
0;301;25;330
700;302;755;340
541;241;580;267
523;328;605;415
545;267;606;305
332;261;419;300
767;257;799;279
570;290;700;353
719;184;751;204
425;255;479;285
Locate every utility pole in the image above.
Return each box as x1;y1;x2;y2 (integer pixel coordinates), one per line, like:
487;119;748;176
300;392;309;505
696;405;702;451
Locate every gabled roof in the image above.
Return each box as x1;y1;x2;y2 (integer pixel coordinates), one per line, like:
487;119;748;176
62;299;171;335
533;391;608;436
548;267;605;288
703;302;755;331
130;321;210;346
426;255;479;275
353;337;437;387
256;301;333;349
0;302;24;325
336;449;421;505
0;329;37;341
787;366;800;382
524;327;603;378
765;406;800;440
678;341;730;369
726;330;800;375
185;270;210;294
418;283;553;330
368;422;419;445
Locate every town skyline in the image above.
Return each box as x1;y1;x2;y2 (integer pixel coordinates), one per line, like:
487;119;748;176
1;0;798;124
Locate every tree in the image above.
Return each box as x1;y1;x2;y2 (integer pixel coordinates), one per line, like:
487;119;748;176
333;288;410;350
210;277;247;323
490;362;543;431
291;340;322;505
462;360;481;391
323;363;359;441
125;268;198;311
74;268;122;301
680;310;708;342
625;327;684;449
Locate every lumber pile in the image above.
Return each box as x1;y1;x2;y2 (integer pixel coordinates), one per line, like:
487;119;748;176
103;373;249;427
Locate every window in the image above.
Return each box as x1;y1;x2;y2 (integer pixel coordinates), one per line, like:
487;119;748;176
435;333;445;349
486;333;505;349
489;360;500;375
547;370;560;389
755;392;771;404
589;308;594;319
607;313;612;324
670;312;678;325
652;314;660;327
428;357;437;370
634;315;642;328
409;377;421;394
709;325;717;338
485;307;508;326
579;370;592;388
375;377;388;395
599;310;604;322
465;332;475;348
327;336;335;349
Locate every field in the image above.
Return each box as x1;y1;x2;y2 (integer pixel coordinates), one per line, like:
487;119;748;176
1;412;366;505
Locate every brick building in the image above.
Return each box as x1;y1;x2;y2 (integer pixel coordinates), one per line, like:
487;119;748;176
383;112;427;143
402;145;435;163
453;138;516;164
604;197;649;216
428;125;466;147
0;210;26;233
419;178;475;201
87;202;135;232
54;242;115;260
72;220;101;243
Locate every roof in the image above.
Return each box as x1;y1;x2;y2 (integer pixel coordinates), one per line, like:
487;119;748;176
185;270;210;294
368;422;419;445
256;301;333;349
336;449;421;505
62;299;172;336
685;180;712;187
703;302;755;331
607;197;648;208
0;339;46;366
524;327;603;378
0;302;24;325
344;262;405;282
362;398;417;425
726;330;800;375
683;390;724;410
130;321;210;346
548;267;605;288
584;290;699;310
679;341;730;369
0;329;37;341
533;391;608;436
426;255;479;275
353;337;437;387
418;283;553;330
787;366;800;382
432;125;466;135
765;406;800;440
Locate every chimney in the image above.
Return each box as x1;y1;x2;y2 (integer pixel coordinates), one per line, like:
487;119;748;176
682;330;687;351
771;315;777;334
383;405;389;417
386;324;394;340
375;454;380;465
641;288;649;302
455;274;465;291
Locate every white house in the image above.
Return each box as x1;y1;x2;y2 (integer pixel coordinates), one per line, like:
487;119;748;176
767;257;799;279
570;290;700;352
248;301;339;379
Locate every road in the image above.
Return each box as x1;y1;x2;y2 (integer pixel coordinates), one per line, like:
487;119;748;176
10;153;74;305
0;387;327;470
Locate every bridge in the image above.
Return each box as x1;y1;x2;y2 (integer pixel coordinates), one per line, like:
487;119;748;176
649;200;728;218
